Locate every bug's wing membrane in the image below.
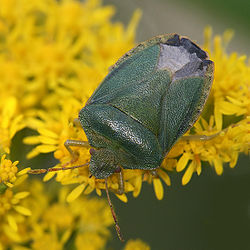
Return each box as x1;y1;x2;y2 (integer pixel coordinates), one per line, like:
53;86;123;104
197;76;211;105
159;76;212;155
87;44;161;104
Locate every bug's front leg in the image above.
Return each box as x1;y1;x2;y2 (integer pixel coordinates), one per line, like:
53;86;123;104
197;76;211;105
28;139;90;175
64;139;90;162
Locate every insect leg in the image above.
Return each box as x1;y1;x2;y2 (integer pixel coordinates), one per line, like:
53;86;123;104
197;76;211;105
181;132;221;141
64;139;90;161
28;140;90;174
105;179;124;242
108;167;125;195
35;139;90;173
28;162;89;174
181;124;240;141
117;170;125;195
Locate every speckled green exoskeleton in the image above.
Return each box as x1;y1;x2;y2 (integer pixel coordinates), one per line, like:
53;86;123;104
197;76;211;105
75;34;214;178
29;34;214;241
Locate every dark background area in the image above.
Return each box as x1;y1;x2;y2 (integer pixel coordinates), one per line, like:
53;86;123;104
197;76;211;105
110;157;250;250
101;0;250;249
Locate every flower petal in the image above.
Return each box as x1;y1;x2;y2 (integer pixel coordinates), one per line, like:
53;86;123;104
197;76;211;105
7;215;17;232
214;158;223;175
153;178;164;200
132;175;142;198
182;161;195;185
158;169;171;186
176;153;190;172
115;193;128;203
13;206;32;216
66;183;86;202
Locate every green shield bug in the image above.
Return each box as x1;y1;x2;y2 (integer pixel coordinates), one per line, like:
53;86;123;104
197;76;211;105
29;34;214;241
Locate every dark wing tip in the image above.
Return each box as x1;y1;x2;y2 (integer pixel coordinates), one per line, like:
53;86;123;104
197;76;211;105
165;34;180;46
180;37;207;60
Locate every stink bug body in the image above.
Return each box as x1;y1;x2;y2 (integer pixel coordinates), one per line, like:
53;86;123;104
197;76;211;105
29;34;214;241
79;34;214;179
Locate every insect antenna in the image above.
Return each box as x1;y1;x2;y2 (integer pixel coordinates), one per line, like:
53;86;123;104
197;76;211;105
28;162;89;174
104;178;124;242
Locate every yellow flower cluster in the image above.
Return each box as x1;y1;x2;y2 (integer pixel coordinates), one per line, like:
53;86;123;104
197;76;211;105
0;96;25;186
1;179;149;249
0;155;18;186
0;180;114;249
124;239;151;250
171;27;250;185
0;0;151;248
0;187;31;247
0;0;249;247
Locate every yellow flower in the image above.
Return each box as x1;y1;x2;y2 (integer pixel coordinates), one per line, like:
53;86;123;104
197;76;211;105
0;188;31;245
75;232;107;250
31;233;64;250
27;181;113;250
43;204;74;229
204;27;250;128
24;103;84;160
69;195;113;236
124;239;151;250
0;179;114;249
0;97;25;154
0;154;18;186
173;27;250;185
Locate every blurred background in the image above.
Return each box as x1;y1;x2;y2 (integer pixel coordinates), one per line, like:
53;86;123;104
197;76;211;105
104;0;250;54
100;0;250;249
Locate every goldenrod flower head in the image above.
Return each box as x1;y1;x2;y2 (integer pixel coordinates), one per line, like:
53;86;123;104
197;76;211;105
0;154;18;186
124;239;151;250
30;181;113;249
75;232;107;250
0;154;30;190
172;27;250;185
0;179;114;249
0;188;31;246
0;97;25;154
